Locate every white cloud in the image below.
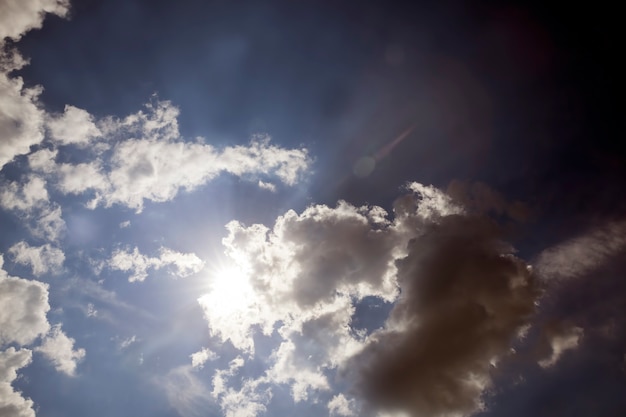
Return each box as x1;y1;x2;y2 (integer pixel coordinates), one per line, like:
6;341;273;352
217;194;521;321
210;360;271;417
35;324;85;376
55;161;108;195
27;147;57;173
190;347;217;369
0;257;81;385
29;203;65;241
265;297;364;402
119;220;131;228
0;175;66;241
109;246;204;282
0;347;35;417
211;356;245;398
0;255;50;346
0;56;44;172
118;335;138;350
29;100;311;212
217;378;270;417
198;186;449;353
0;0;69;42
0;175;48;211
257;180;276;192
0;67;44;169
94;132;309;212
535;220;626;281
47;105;102;146
86;303;98;318
268;339;330;402
0;0;68;171
328;394;357;417
8;241;65;276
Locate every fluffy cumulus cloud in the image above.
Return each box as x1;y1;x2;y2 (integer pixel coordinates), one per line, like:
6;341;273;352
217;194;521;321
0;70;45;171
195;182;544;417
35;325;85;376
109;246;204;282
210;358;271;417
0;0;69;171
1;252;82;416
328;394;357;416
0;255;50;346
199;196;407;354
190;347;218;369
25;99;311;212
0;0;69;41
8;241;65;276
0;175;66;241
0;347;35;417
0;175;48;211
46;105;102;146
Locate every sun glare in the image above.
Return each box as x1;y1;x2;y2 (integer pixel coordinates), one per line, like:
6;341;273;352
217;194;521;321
206;264;255;316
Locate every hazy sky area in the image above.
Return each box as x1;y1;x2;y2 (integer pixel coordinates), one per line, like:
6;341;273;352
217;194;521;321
0;1;623;416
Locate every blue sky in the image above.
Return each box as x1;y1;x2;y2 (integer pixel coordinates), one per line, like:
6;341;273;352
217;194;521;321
1;1;624;417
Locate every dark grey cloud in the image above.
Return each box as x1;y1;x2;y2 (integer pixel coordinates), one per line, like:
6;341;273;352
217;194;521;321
350;214;540;417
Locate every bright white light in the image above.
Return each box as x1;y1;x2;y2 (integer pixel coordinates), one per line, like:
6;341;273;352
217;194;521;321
198;263;260;351
208;265;254;316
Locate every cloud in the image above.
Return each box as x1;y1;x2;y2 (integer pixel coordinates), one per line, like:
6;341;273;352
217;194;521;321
537;323;583;368
216;378;270;417
193;183;463;411
0;0;69;42
35;324;85;376
46;105;102;146
534;220;626;281
199;198;405;354
115;335;138;350
0;72;45;170
351;214;539;417
0;175;48;211
446;179;531;222
265;297;363;402
86;303;98;318
257;180;276;192
0;175;66;241
328;394;357;417
210;359;271;417
1;256;83;386
198;182;546;416
29;100;311;212
210;356;245;399
0;255;50;346
109;246;204;282
190;347;218;369
8;241;65;276
0;0;69;172
0;347;35;417
30;204;65;241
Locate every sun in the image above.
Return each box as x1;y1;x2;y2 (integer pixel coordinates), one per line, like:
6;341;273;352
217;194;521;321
203;263;255;317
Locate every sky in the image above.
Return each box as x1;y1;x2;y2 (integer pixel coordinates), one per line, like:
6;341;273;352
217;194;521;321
0;1;624;417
